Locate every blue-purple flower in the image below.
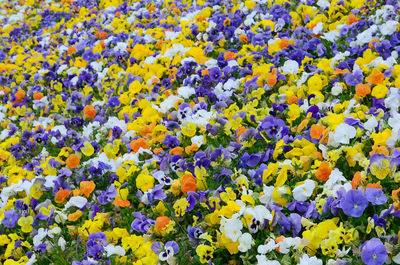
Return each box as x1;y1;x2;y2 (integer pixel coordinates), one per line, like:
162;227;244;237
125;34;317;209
360;238;387;265
2;210;19;228
259;117;289;139
344;70;363;86
98;184;118;205
209;67;222;82
340;189;368;217
365;188;387;205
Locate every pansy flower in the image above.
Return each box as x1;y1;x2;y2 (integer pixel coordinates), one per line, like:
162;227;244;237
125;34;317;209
360;238;387;265
340;189;368;218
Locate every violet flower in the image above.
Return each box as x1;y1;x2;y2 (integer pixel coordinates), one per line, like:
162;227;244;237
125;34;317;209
344;70;363;86
98;184;118;205
340;189;368;217
2;210;19;228
360;238;387;265
259;117;289;139
365;188;387;205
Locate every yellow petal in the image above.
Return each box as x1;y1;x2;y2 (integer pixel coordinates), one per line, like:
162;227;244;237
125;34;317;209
81;141;94;157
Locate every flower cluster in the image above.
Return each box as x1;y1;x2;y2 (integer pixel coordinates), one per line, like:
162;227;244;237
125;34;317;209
0;0;400;264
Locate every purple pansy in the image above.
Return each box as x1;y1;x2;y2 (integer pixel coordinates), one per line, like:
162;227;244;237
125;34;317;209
344;70;363;86
98;184;118;205
365;188;387;205
340;189;368;217
209;67;222;82
2;210;19;228
259;117;289;139
360;238;387;265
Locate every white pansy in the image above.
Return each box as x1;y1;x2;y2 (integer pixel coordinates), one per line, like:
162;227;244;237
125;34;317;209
0;180;33;208
181;57;196;65
191;135;204;147
330;51;350;68
256;255;281;265
70;76;79;86
164;31;180;40
298;254;323;265
207;21;217;30
312;22;323;35
90;61;103;72
228;60;239;67
0;112;5;123
177;86;195;99
292;179;316;201
367;56;396;68
58;237;66;251
324;168;347;191
281;60;299;75
224;78;240;91
224;217;243;241
52;125;68;136
33;228;48;246
0;129;9;140
259;186;275;205
144;55;157;65
54;211;67;224
333;123;356;144
297;72;312;86
244;15;255;26
64;196;87;210
104;116;127;132
105;245;126;257
43;175;58;189
257;240;277;254
388;111;400;129
82;121;100;140
238;233;253;252
319;143;328;159
331;82;343;96
187;109;214;126
56;64;68;74
214;83;224;96
245;205;273;222
327;259;338;265
380;20;398;35
317;0;330;9
48;227;61;238
385;87;400;111
204;59;218;68
276;237;292;254
322;30;339;42
256;255;268;265
356;29;374;46
364;116;378;132
344;99;357;116
158;95;181;114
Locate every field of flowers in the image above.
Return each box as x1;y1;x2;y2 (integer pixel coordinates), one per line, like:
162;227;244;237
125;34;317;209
1;0;400;264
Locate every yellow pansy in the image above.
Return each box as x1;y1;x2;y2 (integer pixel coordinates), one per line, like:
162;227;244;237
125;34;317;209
196;245;214;264
136;173;155;192
81;141;94;157
17;216;34;233
371;84;388;99
173;198;189;217
182;122;197;137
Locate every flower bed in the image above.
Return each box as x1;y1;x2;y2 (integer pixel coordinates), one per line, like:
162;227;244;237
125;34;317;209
0;0;400;264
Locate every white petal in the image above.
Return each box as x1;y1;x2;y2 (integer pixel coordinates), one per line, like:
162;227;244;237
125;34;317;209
105;245;126;257
64;196;87;210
